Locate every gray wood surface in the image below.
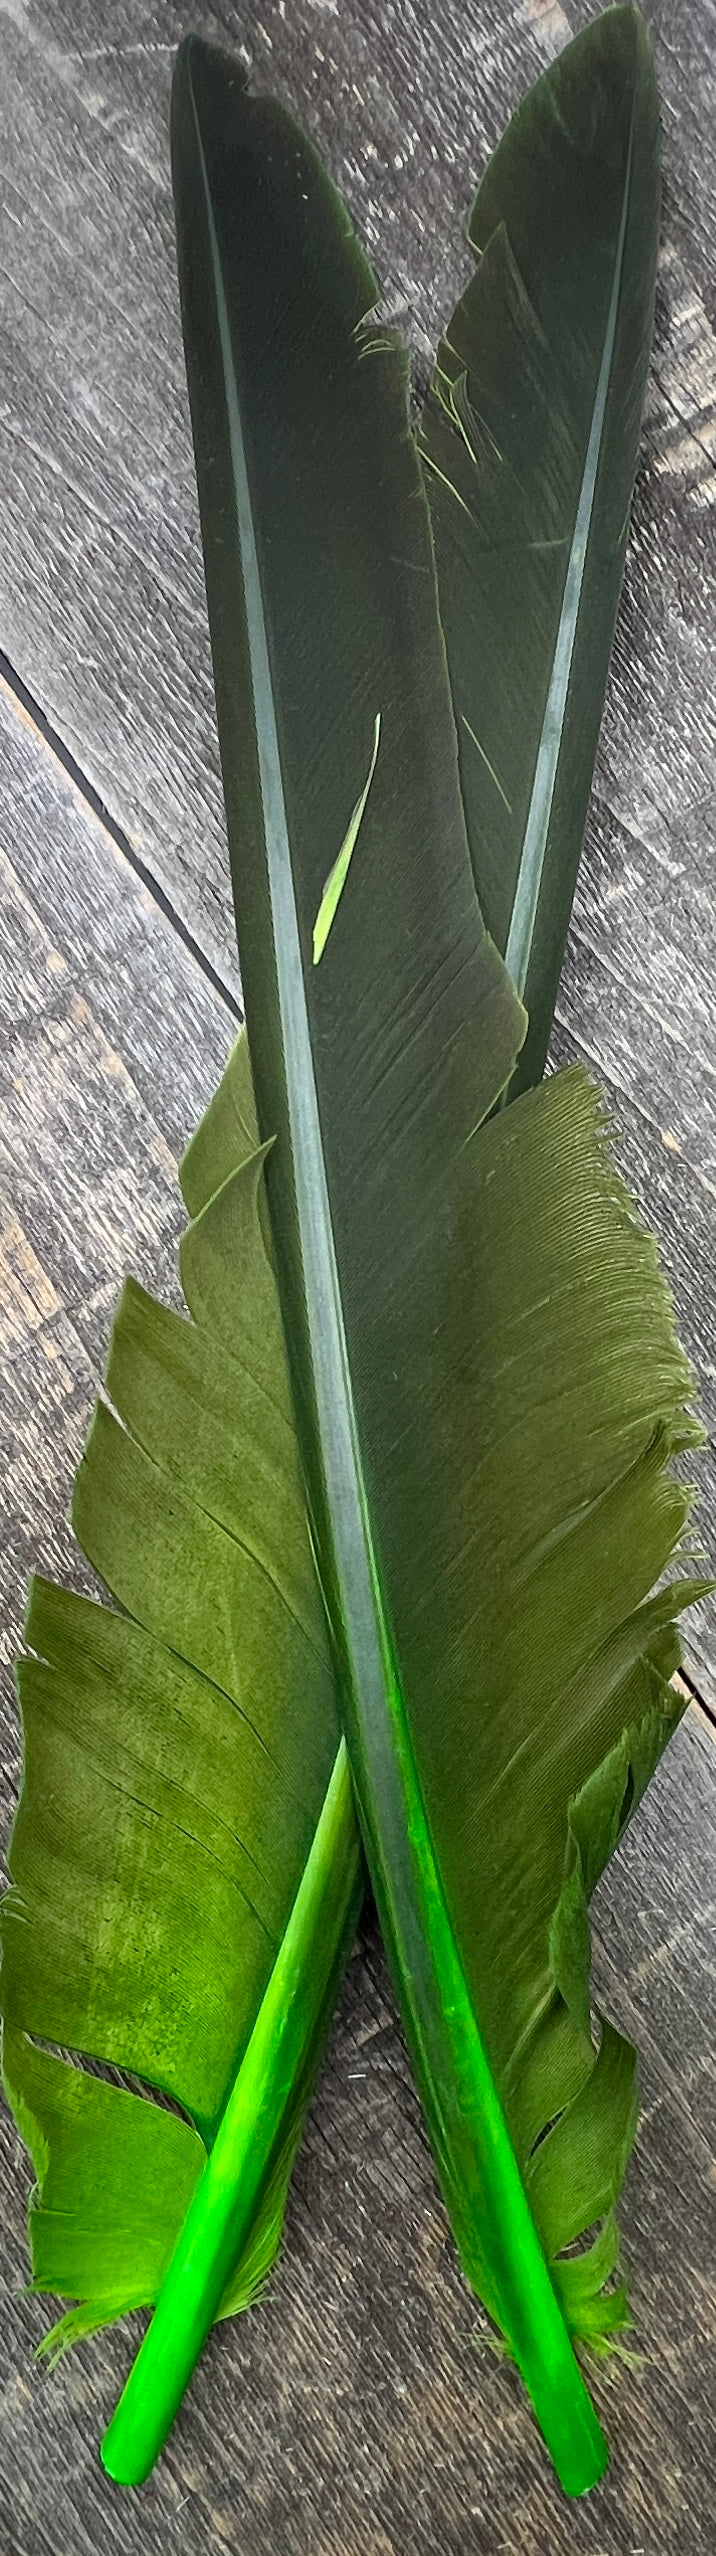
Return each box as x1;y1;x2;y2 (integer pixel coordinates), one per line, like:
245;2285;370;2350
0;1;715;2549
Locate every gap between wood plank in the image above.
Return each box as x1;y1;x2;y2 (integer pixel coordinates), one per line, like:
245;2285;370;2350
675;1666;716;1744
0;646;241;1024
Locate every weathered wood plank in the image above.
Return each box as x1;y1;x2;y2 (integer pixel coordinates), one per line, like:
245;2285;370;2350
0;0;714;1691
0;679;715;2553
0;682;232;1685
1;1;715;2543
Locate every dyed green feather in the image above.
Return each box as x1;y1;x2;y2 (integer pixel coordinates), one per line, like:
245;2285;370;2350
1;4;707;2502
163;14;702;2492
2;1032;361;2353
420;4;660;1093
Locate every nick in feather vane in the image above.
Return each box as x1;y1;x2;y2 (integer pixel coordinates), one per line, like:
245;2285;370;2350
1;3;709;2502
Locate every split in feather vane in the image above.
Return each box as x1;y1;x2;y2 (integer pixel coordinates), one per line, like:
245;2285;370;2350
1;4;708;2503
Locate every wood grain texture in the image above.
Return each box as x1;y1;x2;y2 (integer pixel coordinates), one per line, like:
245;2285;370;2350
0;0;715;2546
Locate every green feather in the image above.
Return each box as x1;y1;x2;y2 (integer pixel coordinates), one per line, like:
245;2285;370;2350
1;4;707;2503
420;2;660;1093
2;1032;361;2354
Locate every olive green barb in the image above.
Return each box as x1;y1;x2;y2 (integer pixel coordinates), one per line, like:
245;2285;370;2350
2;1029;363;2390
2;4;708;2506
